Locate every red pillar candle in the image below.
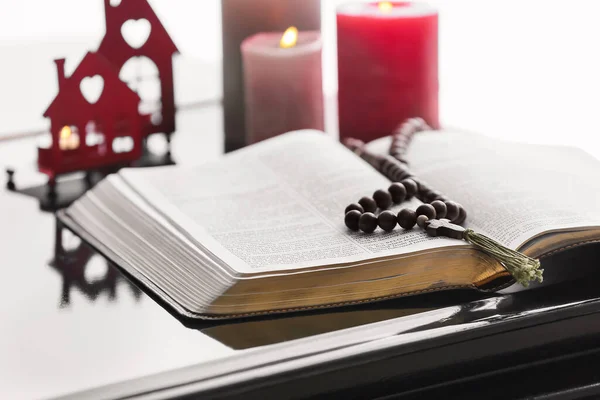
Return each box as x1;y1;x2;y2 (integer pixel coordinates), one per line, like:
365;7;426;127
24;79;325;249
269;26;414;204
337;2;439;143
242;28;324;144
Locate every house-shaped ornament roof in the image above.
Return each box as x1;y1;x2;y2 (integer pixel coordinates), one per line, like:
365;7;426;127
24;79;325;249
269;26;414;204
98;0;179;67
44;51;141;120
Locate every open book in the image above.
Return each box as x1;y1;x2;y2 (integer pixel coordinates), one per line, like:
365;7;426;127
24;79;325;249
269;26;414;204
59;130;600;319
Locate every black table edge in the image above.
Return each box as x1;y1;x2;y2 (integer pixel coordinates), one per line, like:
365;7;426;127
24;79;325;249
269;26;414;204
54;292;600;400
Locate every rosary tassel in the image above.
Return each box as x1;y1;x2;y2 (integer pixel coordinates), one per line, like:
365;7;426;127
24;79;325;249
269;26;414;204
463;229;543;287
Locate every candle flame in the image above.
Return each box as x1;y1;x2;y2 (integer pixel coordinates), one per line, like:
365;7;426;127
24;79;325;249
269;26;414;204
59;125;80;150
280;26;298;49
60;125;72;140
378;2;393;12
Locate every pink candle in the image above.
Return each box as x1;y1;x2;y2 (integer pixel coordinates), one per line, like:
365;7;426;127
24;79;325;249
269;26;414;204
242;28;324;144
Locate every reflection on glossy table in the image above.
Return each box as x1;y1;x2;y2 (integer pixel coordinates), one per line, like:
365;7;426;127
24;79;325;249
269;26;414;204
3;103;600;400
0;104;230;399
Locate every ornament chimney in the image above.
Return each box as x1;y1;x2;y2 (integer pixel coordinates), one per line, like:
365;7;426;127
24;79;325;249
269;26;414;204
54;59;66;90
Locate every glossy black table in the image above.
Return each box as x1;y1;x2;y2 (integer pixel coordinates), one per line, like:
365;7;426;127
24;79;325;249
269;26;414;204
3;103;600;400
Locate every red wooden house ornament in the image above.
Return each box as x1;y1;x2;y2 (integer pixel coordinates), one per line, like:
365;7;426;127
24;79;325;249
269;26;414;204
98;0;179;139
35;0;179;192
41;52;143;183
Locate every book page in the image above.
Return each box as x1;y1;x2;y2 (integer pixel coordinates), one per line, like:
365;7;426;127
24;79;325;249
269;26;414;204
119;131;461;274
368;131;600;250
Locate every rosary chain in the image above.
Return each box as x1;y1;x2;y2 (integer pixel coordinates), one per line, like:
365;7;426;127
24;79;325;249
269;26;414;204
343;118;466;233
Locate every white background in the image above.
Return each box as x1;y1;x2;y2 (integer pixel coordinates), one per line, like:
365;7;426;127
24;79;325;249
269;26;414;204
1;0;600;154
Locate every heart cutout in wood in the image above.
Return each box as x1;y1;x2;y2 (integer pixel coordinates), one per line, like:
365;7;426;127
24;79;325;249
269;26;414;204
80;75;104;104
121;19;152;49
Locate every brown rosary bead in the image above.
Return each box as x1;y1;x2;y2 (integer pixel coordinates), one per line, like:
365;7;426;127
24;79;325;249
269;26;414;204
416;204;436;219
358;196;377;213
416;181;430;199
378;210;397;232
382;162;394;176
392;139;409;148
417;215;429;228
359;212;378;233
430;200;447;219
419;190;432;203
373;189;392;210
393;156;409;165
444;201;460;221
394;171;411;182
417;184;430;195
426;191;443;203
344;210;362;231
345;203;364;215
394;171;411;183
388;163;406;174
343;138;365;152
380;156;393;168
401;179;418;198
381;157;412;182
397;209;417;230
388;182;407;203
454;205;467;224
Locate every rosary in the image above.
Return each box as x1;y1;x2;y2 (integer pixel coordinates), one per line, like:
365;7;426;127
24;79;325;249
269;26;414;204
343;118;543;287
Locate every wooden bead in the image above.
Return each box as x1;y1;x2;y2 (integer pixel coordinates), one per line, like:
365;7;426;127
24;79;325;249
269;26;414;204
373;189;392;209
382;156;395;166
430;200;447;219
344;210;361;231
401;179;418;198
388;182;407;203
416;204;436;219
388;164;401;173
445;201;460;221
426;191;443;203
343;138;365;151
359;212;378;233
417;181;430;195
397;162;410;172
345;203;364;215
389;160;408;172
378;210;397;232
395;168;410;177
395;171;411;181
382;162;395;175
419;190;432;203
397;209;417;230
454;205;467;224
417;215;429;228
358;196;377;213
